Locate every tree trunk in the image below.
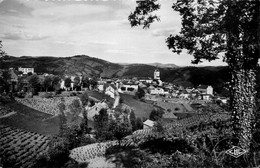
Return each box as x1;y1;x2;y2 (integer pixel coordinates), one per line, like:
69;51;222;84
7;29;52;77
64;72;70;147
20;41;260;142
230;68;257;151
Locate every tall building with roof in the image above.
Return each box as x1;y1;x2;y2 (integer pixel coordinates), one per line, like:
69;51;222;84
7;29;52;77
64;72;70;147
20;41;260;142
154;67;160;80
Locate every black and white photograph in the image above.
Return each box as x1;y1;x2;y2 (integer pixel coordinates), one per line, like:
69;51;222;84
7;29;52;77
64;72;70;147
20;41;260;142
0;0;259;167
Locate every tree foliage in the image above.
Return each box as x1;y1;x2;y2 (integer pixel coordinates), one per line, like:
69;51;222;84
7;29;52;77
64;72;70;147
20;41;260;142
64;77;71;89
129;0;260;151
149;108;164;121
28;74;40;94
44;76;53;92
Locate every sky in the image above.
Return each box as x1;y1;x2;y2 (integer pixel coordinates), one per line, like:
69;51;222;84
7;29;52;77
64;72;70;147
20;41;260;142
0;0;227;66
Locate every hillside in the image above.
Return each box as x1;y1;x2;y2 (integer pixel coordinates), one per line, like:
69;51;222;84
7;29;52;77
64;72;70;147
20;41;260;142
3;55;233;94
5;55;123;78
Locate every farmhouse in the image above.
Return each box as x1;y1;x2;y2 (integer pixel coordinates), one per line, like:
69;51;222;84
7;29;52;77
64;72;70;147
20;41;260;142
197;85;213;95
18;67;34;75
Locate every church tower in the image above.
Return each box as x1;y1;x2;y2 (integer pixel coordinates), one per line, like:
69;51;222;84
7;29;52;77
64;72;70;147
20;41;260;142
154;67;160;80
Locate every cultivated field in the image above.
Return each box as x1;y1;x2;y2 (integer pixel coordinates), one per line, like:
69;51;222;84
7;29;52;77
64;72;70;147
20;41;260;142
15;96;80;115
69;113;230;163
0;125;50;168
0;100;59;135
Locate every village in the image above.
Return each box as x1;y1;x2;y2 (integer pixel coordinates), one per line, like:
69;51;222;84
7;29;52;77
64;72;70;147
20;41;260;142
1;66;229;130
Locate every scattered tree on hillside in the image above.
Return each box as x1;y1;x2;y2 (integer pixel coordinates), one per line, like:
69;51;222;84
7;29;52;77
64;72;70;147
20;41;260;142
149;108;164;121
0;70;10;93
68;99;82;123
58;102;67;136
0;41;8;69
80;91;89;107
28;74;40;95
0;42;11;93
64;77;71;90
79;91;89;133
89;78;98;90
82;76;90;89
112;120;132;146
52;75;61;94
135;87;145;99
44;76;53;92
74;76;81;91
93;108;114;141
129;0;260;151
135;117;143;130
130;110;137;131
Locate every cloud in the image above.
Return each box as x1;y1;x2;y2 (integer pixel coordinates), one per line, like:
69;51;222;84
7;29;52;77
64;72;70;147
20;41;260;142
152;27;179;37
105;49;136;55
0;0;33;16
1;32;49;41
1;32;23;40
32;4;111;19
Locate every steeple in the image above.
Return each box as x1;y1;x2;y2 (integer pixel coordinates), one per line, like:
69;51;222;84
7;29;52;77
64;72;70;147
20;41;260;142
154;66;160;80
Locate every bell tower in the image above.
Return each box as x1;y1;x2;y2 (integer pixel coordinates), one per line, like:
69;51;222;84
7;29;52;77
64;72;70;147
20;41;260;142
154;67;160;80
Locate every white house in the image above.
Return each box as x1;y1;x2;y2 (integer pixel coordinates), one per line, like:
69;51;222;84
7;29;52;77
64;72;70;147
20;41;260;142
104;84;117;99
150;87;165;95
197;85;213;95
18;67;34;75
143;119;155;129
118;84;138;95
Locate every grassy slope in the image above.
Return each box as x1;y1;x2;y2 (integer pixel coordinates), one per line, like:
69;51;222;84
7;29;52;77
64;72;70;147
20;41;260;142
85;91;154;119
0;100;60;135
120;94;154;119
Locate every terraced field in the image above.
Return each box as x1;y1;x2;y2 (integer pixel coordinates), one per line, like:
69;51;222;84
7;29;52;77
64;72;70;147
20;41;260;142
69;113;230;163
15;96;80;115
0;125;50;168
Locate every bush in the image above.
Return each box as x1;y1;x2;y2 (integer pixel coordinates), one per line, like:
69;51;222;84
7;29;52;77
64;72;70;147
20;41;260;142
43;92;54;99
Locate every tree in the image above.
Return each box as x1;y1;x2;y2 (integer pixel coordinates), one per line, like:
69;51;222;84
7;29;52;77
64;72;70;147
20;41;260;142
58;102;67;136
80;91;89;107
129;0;259;151
64;77;71;90
0;41;8;70
89;78;97;90
52;75;61;93
74;76;81;91
149;109;164;121
93;108;114;141
68;99;82;124
28;74;40;95
82;76;90;89
112;121;132;146
135;87;145;99
135;117;143;130
0;70;10;93
44;76;53;92
129;110;137;131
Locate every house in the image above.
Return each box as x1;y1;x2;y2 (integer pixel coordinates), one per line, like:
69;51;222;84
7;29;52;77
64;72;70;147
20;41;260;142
150;87;165;95
197;85;213;95
179;90;190;99
118;83;138;95
200;94;213;101
18;67;34;75
86;101;109;121
143;119;155;129
138;77;153;84
104;84;117;98
97;84;104;92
